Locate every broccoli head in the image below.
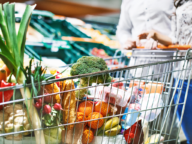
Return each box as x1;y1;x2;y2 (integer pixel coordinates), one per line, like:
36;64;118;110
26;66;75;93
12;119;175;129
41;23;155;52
70;56;112;99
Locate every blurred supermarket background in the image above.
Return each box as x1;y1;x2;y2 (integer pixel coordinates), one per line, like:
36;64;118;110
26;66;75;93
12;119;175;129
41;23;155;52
0;0;126;68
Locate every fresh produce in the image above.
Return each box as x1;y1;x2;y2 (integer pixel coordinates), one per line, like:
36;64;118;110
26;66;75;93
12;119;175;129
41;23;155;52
91;48;109;58
78;27;120;48
0;59;4;68
36;98;42;104
54;103;63;111
0;80;15;110
70;56;112;99
94;101;111;116
34;98;43;109
87;112;104;129
34;102;42;109
2;64;11;76
78;101;93;117
44;83;61;104
62;80;76;130
77;112;86;121
82;127;94;144
91;48;119;66
0;69;6;82
97;117;120;136
99;117;120;131
42;91;52;103
105;125;121;136
42;105;63;127
43;105;52;114
0;3;45;143
44;127;63;144
76;112;88;127
0;104;30;140
55;71;61;87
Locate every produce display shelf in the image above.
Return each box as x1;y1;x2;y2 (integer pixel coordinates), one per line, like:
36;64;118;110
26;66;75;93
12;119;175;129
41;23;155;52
26;41;92;64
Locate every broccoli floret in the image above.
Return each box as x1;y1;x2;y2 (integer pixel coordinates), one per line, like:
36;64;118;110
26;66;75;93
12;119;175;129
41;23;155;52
70;56;112;99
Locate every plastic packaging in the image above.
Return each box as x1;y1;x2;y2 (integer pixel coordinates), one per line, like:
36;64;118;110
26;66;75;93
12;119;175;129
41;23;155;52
121;87;143;129
98;86;130;107
140;93;164;122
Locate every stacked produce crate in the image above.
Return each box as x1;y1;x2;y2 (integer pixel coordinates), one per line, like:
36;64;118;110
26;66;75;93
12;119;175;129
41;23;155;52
17;9;120;65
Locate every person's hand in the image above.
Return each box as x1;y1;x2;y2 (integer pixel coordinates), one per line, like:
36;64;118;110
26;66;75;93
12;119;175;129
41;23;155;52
122;39;136;50
138;30;156;40
143;39;158;50
137;30;158;50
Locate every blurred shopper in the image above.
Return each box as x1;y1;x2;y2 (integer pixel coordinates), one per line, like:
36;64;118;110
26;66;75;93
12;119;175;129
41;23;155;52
116;0;175;80
116;0;180;143
138;1;192;143
116;0;174;49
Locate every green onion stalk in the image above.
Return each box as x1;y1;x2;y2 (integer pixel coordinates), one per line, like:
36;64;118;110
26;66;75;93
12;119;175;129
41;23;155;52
0;3;45;144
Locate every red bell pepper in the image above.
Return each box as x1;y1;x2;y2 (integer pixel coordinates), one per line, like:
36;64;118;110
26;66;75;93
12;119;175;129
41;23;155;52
0;80;15;110
124;120;144;144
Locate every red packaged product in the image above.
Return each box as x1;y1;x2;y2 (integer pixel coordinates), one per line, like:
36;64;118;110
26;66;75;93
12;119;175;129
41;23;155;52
124;120;144;144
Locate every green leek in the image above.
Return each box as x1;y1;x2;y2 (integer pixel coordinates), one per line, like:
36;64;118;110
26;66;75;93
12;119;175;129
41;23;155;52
0;3;45;144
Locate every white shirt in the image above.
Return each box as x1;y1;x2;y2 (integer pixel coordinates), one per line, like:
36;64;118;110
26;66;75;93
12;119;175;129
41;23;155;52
116;0;175;80
172;1;192;79
116;0;174;45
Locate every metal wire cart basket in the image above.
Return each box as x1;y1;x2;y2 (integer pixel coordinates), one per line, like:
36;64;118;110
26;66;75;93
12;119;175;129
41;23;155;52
0;49;191;144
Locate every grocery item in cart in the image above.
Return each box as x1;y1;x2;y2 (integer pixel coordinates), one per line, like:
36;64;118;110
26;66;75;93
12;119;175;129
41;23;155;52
44;128;63;144
140;93;164;122
94;101;111;116
62;123;84;144
97;117;121;137
129;80;164;94
121;87;143;129
62;80;76;130
99;86;130;107
144;134;164;144
70;56;112;99
78;101;93;117
82;126;94;144
0;104;30;140
44;83;61;104
123;120;144;144
0;80;15;110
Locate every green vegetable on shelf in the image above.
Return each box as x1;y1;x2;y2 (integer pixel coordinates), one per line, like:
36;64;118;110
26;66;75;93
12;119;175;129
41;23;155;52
70;56;112;99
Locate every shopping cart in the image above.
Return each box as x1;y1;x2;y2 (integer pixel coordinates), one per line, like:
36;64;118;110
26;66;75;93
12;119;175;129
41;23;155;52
0;49;191;144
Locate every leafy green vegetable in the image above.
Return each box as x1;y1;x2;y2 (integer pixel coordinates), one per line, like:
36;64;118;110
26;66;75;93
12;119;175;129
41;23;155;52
42;107;63;127
0;3;46;143
70;56;111;99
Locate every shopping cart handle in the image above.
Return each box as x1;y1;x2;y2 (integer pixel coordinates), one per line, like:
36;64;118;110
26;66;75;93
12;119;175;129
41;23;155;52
136;45;191;50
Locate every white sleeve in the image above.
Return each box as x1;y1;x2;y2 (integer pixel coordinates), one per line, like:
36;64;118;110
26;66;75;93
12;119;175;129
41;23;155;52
116;0;133;45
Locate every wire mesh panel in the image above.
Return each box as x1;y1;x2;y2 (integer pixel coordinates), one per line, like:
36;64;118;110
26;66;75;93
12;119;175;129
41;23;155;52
0;49;191;144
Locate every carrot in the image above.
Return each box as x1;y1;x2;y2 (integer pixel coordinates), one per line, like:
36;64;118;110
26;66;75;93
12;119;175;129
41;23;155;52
2;65;10;76
0;69;7;82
